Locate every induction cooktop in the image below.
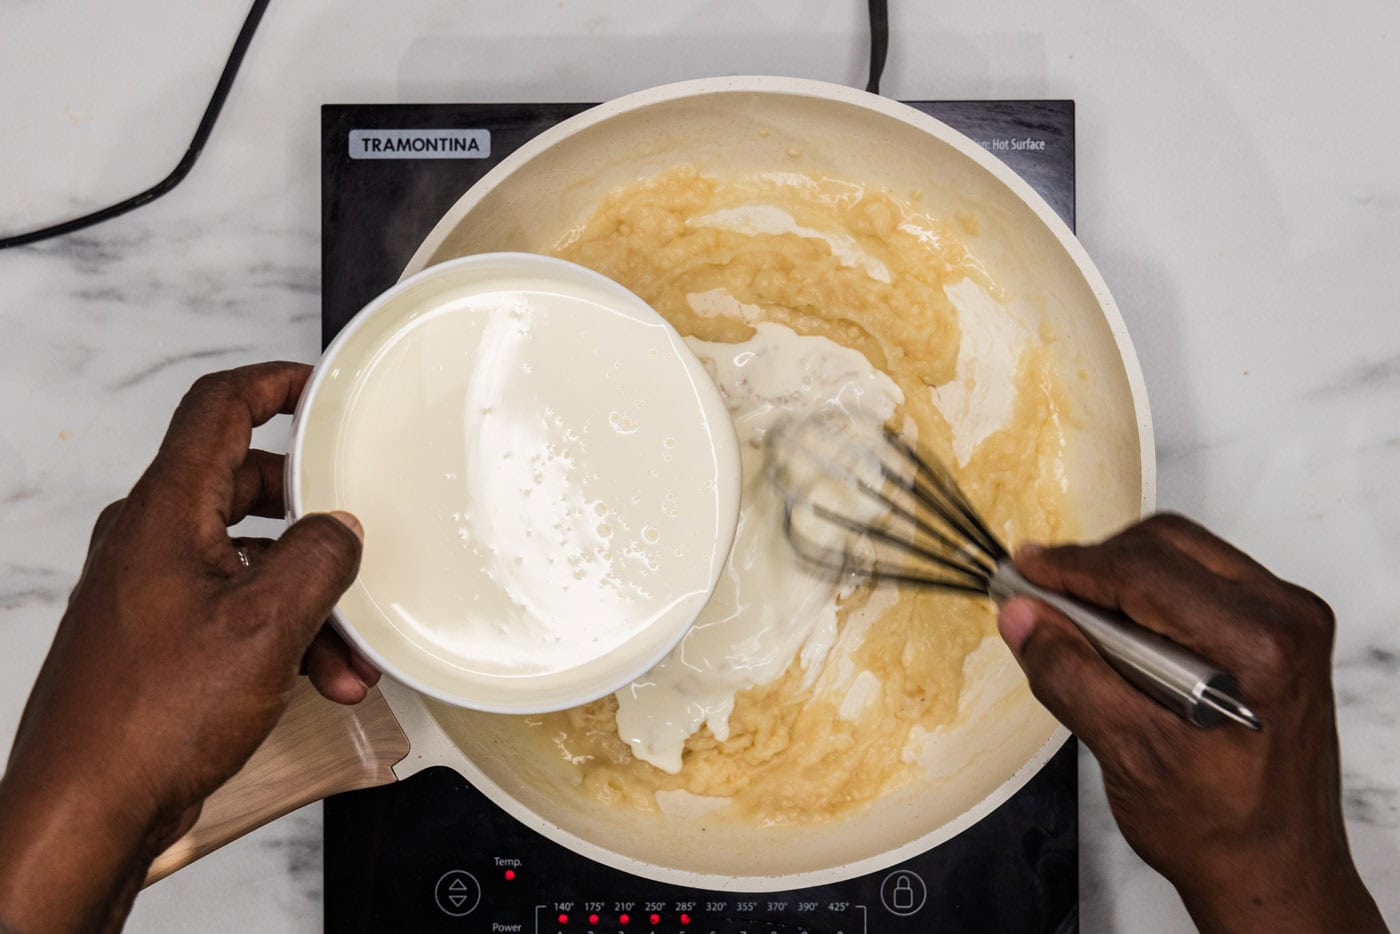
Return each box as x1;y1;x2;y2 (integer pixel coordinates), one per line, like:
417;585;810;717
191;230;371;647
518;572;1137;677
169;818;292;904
320;98;1078;934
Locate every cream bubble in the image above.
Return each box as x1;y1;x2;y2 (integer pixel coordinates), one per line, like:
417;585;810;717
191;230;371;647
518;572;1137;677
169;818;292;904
609;411;640;435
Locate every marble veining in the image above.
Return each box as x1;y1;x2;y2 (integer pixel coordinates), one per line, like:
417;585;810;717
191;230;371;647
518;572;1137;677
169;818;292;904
108;346;261;391
0;563;68;610
1311;353;1400;397
264;808;326;904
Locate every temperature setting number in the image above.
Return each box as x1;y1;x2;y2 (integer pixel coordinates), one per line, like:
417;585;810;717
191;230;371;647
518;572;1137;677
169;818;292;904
540;899;866;933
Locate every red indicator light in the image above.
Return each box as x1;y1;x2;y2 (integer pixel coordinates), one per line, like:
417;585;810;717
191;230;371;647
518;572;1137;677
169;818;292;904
650;914;661;925
557;913;568;924
504;869;516;880
589;914;599;925
619;914;630;925
680;914;691;926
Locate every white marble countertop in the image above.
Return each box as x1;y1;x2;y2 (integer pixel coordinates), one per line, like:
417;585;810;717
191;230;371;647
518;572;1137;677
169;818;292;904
2;1;1398;930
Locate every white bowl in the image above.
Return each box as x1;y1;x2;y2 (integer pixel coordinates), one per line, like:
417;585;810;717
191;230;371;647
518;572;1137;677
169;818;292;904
287;252;742;713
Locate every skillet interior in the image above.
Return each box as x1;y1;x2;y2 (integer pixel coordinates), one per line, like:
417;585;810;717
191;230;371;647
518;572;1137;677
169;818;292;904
387;77;1152;888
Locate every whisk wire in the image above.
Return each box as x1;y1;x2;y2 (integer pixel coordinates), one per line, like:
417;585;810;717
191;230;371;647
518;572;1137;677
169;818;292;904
883;428;1007;563
781;501;989;594
814;499;990;585
769;415;1008;594
852;472;996;580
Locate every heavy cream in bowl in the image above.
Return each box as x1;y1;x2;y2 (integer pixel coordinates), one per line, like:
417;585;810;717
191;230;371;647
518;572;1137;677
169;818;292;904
289;253;742;712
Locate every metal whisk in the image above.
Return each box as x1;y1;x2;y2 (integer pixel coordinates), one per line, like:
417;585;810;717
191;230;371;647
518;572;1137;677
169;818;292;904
764;412;1261;731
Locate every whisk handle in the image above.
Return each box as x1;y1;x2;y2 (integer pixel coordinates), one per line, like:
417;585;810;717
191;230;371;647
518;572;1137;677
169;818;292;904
990;561;1258;730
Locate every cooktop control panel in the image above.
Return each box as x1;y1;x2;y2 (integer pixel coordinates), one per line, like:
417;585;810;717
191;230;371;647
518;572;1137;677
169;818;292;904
430;860;920;932
441;877;888;933
325;744;1075;933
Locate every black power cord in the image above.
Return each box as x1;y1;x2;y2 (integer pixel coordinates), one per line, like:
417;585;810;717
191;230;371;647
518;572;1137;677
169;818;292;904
0;0;272;250
865;0;889;94
2;0;886;250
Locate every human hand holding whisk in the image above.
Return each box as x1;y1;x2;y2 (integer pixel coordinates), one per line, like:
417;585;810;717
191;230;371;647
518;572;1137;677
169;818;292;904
766;414;1259;729
765;414;1388;933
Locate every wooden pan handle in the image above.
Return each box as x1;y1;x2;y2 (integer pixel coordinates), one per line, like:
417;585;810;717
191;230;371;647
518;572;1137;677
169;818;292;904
144;679;411;886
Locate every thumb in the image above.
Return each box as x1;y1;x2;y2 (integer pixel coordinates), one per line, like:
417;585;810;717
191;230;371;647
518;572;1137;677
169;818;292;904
998;595;1157;757
246;511;363;649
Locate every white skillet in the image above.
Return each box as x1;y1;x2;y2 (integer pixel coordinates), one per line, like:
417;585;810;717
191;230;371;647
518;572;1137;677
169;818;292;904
148;76;1153;891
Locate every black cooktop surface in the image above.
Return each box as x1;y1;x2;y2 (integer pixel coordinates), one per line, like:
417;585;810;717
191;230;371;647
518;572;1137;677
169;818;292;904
320;99;1078;934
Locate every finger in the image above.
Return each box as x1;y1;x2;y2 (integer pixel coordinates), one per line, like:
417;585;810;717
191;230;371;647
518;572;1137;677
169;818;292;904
145;363;312;533
348;644;382;687
1134;513;1274;584
229;449;286;523
1014;535;1257;663
239;511;364;656
159;362;312;472
998;596;1168;756
305;628;370;705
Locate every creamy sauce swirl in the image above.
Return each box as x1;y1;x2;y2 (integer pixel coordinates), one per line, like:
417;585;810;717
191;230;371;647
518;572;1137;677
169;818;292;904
613;322;903;772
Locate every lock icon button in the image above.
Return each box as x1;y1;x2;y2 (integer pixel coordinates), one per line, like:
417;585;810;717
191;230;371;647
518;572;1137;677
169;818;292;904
880;870;926;916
